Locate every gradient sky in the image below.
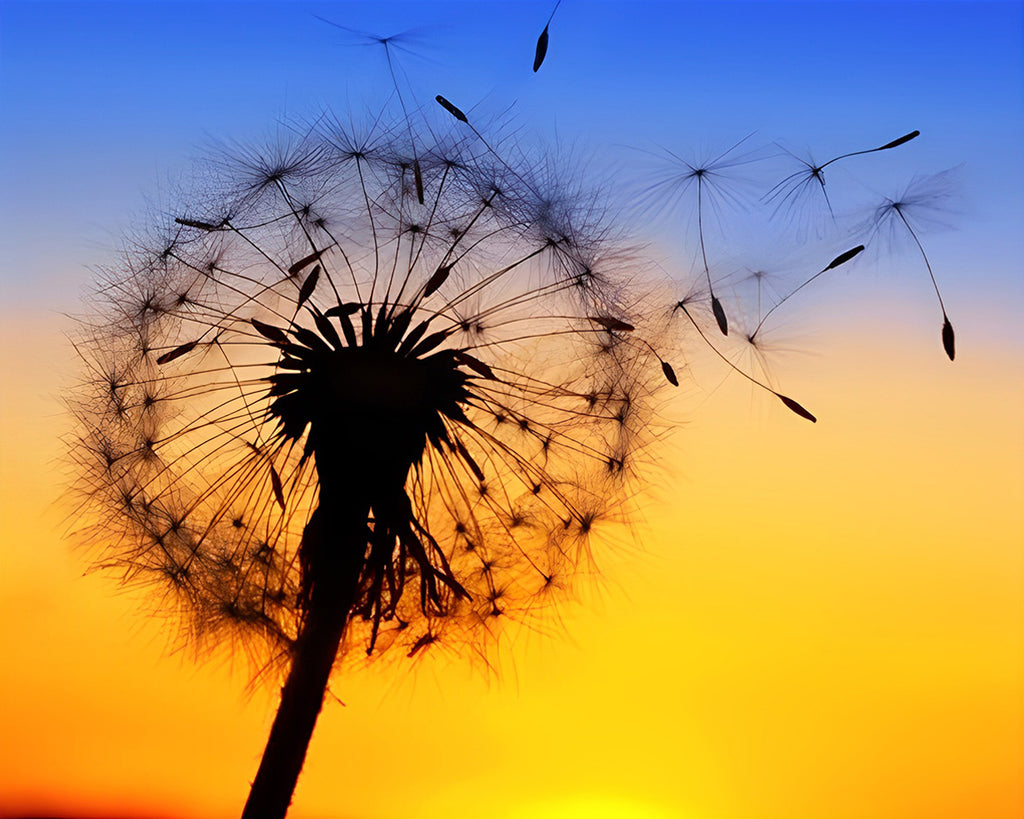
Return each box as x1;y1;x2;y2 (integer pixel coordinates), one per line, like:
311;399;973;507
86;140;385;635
1;2;1022;818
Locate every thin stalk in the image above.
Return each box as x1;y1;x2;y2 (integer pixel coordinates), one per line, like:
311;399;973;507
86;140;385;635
241;501;367;819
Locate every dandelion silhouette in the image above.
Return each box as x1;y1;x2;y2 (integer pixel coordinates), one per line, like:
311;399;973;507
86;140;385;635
644;136;760;338
866;170;958;360
69;111;670;817
64;7;965;815
765;130;920;220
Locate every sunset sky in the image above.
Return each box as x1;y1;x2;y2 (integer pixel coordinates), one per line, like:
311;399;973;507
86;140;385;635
1;2;1022;818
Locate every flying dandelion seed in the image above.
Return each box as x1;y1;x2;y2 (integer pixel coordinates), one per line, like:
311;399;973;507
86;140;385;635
747;244;865;343
652;128;955;416
641;135;761;337
673;298;816;422
765;130;920;223
68;112;671;817
864;168;960;361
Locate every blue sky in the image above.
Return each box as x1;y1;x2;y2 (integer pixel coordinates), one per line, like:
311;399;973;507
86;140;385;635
1;0;1021;340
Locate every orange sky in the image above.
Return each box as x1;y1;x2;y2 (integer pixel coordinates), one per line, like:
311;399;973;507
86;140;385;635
1;296;1022;819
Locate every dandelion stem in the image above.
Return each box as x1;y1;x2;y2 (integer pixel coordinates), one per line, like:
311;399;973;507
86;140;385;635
697;174;710;286
893;207;947;316
241;504;367;819
892;207;954;360
696;173;728;336
380;42;425;204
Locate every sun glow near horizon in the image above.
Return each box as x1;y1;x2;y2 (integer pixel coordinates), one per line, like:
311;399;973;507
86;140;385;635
500;794;688;819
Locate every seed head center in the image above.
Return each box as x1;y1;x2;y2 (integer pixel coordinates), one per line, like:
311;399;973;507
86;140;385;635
328;349;432;414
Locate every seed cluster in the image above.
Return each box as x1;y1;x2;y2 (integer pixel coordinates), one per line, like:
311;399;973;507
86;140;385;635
69;117;666;672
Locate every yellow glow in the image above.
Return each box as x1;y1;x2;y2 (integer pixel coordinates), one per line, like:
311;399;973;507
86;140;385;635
501;794;685;819
2;308;1022;818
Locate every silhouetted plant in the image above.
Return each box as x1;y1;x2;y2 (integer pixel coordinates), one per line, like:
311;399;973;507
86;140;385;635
66;6;965;816
68;112;672;817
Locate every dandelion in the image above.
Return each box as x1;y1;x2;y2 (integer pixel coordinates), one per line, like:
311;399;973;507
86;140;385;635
68;112;671;817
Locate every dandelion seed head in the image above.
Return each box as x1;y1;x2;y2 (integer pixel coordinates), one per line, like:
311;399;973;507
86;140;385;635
69;112;667;678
